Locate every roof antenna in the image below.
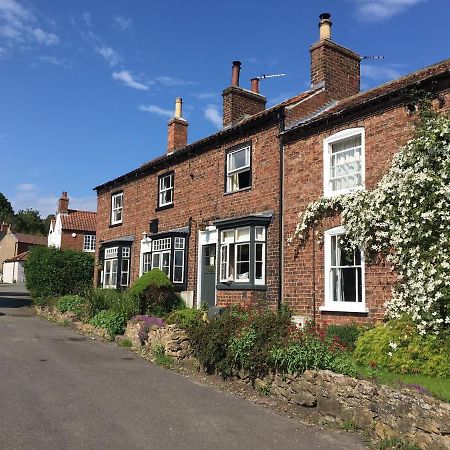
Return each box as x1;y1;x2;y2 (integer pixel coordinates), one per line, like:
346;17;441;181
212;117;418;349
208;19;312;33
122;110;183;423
250;73;286;94
257;73;286;80
361;55;385;60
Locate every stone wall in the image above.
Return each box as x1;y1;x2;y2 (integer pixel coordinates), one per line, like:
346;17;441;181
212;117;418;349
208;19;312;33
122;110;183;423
149;325;192;360
271;370;450;450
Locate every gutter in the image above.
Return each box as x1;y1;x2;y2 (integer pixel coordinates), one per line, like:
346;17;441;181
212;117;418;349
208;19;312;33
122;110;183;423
277;109;286;311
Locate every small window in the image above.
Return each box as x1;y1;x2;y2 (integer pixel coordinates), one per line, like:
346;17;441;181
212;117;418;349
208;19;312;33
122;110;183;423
83;234;96;252
142;253;152;273
158;172;174;208
322;226;365;312
324;129;364;196
226;145;251;193
111;192;123;225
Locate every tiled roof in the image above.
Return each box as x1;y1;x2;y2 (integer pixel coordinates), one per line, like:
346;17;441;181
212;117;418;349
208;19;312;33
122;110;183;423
61;211;96;232
4;251;29;263
14;233;47;246
286;57;450;132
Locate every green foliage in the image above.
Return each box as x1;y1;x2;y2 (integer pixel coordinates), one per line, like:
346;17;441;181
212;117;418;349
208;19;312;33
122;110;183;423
326;323;366;351
380;437;421;450
188;309;246;377
56;295;85;318
0;192;14;223
12;208;47;235
89;310;126;338
128;269;181;316
165;307;204;330
331;353;358;377
119;339;133;348
354;317;450;377
83;288;139;321
25;246;94;299
257;382;272;396
151;343;173;367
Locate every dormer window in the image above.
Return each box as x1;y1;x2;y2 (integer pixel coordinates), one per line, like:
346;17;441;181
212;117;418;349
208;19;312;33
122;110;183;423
226;144;251;193
111;192;123;225
324;128;365;196
158;172;174;209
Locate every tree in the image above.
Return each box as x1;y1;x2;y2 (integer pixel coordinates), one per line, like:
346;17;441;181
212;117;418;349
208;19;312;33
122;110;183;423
12;209;46;235
43;214;55;234
0;192;14;223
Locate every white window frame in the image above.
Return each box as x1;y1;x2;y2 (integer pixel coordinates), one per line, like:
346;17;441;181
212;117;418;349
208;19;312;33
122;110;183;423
226;145;251;193
321;226;367;313
111;192;123;225
142;252;152;273
103;258;118;289
254;226;265;285
83;234;96;252
120;258;130;287
323;128;365;197
158;173;174;207
173;249;184;284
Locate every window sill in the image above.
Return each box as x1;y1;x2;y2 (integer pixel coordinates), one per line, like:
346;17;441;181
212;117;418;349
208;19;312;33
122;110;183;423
216;282;267;291
109;222;123;228
319;304;369;314
224;186;252;196
324;185;365;198
155;203;174;212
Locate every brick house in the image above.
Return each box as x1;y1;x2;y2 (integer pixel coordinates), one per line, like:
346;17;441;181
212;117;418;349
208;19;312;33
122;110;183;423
94;14;450;323
48;192;97;253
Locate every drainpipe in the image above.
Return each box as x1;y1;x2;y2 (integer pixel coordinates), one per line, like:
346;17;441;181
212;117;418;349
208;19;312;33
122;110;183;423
312;224;317;323
278;109;286;310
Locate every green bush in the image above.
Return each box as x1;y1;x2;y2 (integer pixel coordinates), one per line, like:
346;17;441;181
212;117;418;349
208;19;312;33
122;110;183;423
89;310;126;338
326;323;367;351
165;307;204;330
83;288;139;321
25;246;93;300
128;269;181;316
353;316;450;377
56;295;85;318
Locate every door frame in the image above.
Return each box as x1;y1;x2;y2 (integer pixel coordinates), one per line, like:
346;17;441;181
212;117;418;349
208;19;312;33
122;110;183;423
197;226;218;309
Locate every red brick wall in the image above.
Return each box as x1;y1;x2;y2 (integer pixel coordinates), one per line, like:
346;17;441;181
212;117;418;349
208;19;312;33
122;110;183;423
283;92;450;325
95;121;282;308
61;230;94;252
222;86;266;127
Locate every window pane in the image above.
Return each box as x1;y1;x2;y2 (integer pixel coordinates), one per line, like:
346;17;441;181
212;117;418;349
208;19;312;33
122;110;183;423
341;268;357;302
255;227;265;241
174;267;183;282
255;243;263;261
221;230;234;244
238;170;251;189
236;262;249;280
162;252;170;276
152;253;160;269
229;147;249;171
255;262;263;280
174;250;183;266
237;243;249;261
235;227;250;243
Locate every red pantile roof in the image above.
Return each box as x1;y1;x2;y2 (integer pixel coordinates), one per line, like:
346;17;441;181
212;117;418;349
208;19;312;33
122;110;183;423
61;211;96;232
4;251;29;263
14;233;47;246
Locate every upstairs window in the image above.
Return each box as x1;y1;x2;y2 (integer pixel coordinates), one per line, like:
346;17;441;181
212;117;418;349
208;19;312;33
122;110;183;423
111;192;123;225
324;128;364;196
83;234;96;252
226;145;251;193
158;172;174;208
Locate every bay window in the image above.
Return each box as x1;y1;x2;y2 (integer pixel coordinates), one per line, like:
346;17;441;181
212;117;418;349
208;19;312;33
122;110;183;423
103;245;131;289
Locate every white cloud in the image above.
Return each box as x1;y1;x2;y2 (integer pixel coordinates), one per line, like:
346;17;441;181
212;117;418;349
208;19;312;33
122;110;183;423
37;55;72;69
95;45;120;67
81;11;92;27
139;104;173;118
113;71;150;90
351;0;426;22
193;92;217;100
155;76;196;87
113;15;132;32
204;104;222;129
0;0;59;51
16;183;36;192
361;64;406;82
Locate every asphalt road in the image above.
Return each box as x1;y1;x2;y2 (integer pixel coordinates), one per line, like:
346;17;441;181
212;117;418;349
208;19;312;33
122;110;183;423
0;283;367;450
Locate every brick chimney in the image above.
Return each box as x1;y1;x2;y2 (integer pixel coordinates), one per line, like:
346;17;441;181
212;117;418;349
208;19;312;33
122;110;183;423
167;97;188;154
310;13;361;100
58;191;69;215
222;61;266;128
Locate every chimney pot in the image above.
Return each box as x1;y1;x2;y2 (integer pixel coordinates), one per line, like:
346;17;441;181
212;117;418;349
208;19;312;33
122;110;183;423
250;78;260;94
175;97;182;119
319;12;332;40
231;60;241;86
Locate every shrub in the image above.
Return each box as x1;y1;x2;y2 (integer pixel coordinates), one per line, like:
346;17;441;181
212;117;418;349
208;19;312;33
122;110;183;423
25;246;93;299
128;269;181;315
165;307;204;330
353;316;450;377
89;310;126;338
83;288;139;321
326;323;367;351
130;315;165;343
151;343;172;367
56;295;85;318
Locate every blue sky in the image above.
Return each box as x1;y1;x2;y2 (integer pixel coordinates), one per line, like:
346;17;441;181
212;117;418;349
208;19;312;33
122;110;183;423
0;0;449;217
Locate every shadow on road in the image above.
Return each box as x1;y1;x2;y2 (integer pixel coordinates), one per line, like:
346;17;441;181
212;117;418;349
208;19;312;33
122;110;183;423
0;297;32;308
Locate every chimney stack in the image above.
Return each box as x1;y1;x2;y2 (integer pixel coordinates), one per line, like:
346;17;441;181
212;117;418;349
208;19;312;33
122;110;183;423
222;61;266;128
0;222;9;234
167;97;188;154
310;13;360;100
58;191;69;215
